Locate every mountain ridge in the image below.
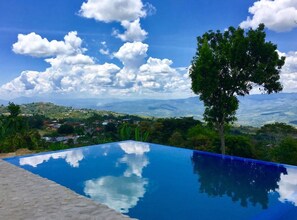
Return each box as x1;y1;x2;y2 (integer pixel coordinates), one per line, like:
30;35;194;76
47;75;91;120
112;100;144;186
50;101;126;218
3;93;297;127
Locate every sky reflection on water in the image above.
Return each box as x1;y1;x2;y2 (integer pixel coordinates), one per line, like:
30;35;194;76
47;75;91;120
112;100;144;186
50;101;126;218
4;141;297;219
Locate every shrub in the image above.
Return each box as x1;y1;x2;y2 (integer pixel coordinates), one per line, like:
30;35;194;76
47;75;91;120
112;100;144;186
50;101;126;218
225;135;256;159
271;137;297;165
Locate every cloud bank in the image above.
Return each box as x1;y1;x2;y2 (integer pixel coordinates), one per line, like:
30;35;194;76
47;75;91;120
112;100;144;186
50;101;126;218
1;30;191;99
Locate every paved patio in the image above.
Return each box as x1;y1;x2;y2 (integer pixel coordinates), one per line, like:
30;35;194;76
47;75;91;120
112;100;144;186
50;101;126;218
0;159;133;220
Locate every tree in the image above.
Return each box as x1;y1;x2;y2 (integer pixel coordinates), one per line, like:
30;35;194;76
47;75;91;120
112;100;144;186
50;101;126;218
256;122;297;144
271;137;297;165
190;24;285;154
57;124;74;135
225;135;255;158
7;102;21;117
169;131;185;147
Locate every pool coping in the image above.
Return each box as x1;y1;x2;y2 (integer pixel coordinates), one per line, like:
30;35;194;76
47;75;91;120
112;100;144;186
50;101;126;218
0;159;133;220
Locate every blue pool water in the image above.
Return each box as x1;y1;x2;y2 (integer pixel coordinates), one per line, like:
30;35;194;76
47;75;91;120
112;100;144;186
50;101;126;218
4;141;297;220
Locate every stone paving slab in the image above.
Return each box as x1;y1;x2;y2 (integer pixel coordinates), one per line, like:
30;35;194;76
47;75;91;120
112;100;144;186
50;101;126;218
0;160;133;220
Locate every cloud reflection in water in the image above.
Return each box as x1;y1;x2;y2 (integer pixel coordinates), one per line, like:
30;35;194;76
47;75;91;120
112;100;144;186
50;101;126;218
277;167;297;206
84;141;150;213
19;150;84;168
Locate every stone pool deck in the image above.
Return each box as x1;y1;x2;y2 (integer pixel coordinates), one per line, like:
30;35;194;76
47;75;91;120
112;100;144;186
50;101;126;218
0;159;133;220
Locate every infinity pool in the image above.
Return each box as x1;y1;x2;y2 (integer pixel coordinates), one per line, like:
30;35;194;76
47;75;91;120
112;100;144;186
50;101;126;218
4;141;297;219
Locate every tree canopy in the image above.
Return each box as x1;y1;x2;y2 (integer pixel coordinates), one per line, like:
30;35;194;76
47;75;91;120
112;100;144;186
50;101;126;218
7;102;21;117
190;24;285;154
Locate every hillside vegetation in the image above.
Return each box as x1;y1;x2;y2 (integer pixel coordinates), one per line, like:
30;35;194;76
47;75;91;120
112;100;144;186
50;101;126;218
0;102;297;166
0;102;124;119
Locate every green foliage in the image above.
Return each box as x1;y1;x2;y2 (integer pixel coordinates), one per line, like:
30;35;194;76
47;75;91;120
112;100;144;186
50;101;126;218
1;101;297;167
104;123;117;133
0;103;44;152
187;124;218;151
225;135;256;158
148;117;199;144
134;126;149;142
147;121;165;143
47;142;69;151
120;123;149;142
256;122;297;144
57;124;74;135
2;102;123;120
190;24;285;154
7;102;21;117
169;131;185;147
120;123;132;140
28;115;46;129
74;126;85;135
271;137;297;165
11;130;42;151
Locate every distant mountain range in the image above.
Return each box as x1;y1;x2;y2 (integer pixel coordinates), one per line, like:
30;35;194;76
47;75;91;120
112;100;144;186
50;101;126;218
3;93;297;127
95;93;297;127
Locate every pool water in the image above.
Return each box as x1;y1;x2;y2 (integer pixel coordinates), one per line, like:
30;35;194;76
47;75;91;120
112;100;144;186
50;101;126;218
4;141;297;220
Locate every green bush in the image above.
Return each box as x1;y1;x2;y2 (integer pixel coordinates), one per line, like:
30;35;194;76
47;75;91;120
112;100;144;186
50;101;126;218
271;137;297;165
57;124;74;135
225;135;256;159
187;124;218;152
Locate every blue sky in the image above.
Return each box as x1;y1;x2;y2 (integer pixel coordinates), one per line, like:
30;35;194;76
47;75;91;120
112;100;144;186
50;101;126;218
0;0;297;100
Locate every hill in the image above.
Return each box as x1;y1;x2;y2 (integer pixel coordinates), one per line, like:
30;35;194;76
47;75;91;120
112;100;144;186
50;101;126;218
3;93;297;126
95;93;297;127
0;102;123;119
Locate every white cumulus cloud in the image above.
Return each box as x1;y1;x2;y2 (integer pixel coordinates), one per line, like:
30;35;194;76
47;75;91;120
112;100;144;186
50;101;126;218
114;41;148;87
240;0;297;32
12;31;84;57
80;0;146;23
137;57;191;93
279;51;297;92
80;0;152;43
99;41;113;58
114;41;148;69
114;19;148;42
1;31;192;99
0;57;120;98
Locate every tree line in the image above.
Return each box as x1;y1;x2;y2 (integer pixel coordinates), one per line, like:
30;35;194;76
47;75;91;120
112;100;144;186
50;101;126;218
1;102;296;165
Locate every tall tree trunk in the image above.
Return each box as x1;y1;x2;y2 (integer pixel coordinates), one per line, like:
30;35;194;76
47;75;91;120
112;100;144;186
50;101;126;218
218;124;225;155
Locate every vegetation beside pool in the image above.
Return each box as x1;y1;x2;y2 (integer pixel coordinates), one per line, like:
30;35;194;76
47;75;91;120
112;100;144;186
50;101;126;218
0;102;297;166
